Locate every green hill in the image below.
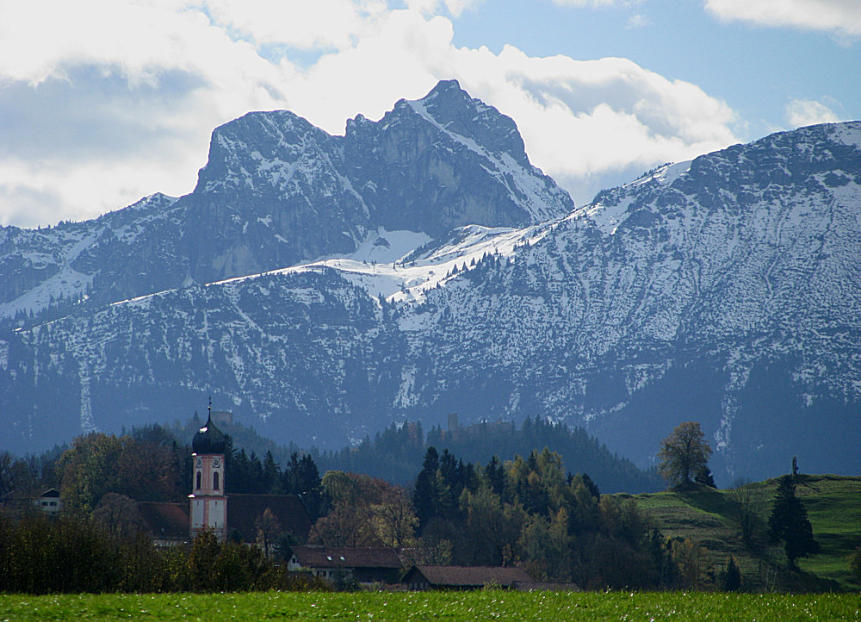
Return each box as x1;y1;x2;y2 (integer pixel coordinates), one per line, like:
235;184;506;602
625;474;861;591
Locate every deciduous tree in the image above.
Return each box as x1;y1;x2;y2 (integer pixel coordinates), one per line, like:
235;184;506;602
657;422;712;488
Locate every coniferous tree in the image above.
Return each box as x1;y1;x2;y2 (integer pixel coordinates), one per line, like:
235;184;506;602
694;465;716;488
722;555;741;591
767;475;819;568
413;447;439;529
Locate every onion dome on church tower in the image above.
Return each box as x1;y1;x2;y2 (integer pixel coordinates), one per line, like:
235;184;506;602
192;399;227;455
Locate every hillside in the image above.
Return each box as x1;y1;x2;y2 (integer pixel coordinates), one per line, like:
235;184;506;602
627;474;861;591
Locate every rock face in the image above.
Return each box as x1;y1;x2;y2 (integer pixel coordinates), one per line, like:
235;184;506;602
0;80;571;318
0;82;859;484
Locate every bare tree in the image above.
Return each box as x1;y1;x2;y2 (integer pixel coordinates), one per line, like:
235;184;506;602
729;479;766;550
255;507;281;558
92;492;145;538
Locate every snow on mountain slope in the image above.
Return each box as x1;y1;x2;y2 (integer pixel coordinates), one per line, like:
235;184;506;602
1;112;858;484
0;81;572;329
0;192;181;321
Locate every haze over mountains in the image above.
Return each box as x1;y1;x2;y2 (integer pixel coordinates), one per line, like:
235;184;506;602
1;81;858;484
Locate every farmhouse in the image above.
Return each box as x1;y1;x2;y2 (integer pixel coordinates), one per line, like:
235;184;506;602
403;565;532;590
287;545;403;585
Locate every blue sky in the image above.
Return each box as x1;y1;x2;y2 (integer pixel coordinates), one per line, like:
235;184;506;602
453;0;858;137
275;0;856;131
0;0;858;227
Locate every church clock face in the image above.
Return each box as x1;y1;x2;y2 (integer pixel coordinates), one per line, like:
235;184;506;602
196;457;203;468
213;458;221;468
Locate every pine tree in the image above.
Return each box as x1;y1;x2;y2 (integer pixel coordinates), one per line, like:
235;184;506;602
413;447;440;529
722;555;741;591
768;475;819;568
694;465;716;488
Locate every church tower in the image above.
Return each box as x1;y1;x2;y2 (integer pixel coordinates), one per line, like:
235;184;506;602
189;399;228;541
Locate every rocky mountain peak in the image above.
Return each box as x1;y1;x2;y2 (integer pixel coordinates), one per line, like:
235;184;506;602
194;109;339;197
412;79;529;168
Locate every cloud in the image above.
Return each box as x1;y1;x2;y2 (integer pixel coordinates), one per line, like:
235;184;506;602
0;1;740;226
705;0;861;37
204;0;388;50
406;0;483;17
785;99;842;128
626;14;651;28
551;0;626;6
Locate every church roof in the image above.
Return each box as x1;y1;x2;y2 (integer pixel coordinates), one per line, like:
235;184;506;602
227;494;312;542
138;502;189;541
192;413;227;455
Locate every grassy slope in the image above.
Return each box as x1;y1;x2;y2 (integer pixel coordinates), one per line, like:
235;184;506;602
0;592;859;621
625;474;861;591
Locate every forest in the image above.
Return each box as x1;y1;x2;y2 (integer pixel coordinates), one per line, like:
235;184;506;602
1;419;853;593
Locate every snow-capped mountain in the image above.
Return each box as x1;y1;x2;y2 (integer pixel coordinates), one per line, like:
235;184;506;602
0;80;571;326
0;83;858;483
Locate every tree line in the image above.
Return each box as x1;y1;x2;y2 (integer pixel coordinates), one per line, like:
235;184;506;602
0;419;830;592
0;514;326;593
314;416;663;493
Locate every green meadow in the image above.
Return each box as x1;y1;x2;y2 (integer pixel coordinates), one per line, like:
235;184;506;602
628;474;861;591
1;591;859;621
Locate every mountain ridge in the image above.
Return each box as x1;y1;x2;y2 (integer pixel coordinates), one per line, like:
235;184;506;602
0;80;573;326
0;85;858;484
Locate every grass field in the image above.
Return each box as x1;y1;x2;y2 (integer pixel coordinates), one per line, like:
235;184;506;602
627;474;861;591
1;591;859;621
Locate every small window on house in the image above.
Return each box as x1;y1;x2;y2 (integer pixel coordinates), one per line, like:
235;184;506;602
213;471;220;490
196;472;201;490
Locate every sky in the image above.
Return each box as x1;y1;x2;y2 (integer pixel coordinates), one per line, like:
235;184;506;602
0;0;859;228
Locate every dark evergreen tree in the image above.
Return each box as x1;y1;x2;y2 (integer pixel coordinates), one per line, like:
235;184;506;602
285;453;324;521
694;465;716;488
767;475;819;568
722;555;741;591
485;455;506;497
413;447;439;529
262;450;280;493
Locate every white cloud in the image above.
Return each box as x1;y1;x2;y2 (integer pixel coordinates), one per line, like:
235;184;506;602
785;99;841;128
204;0;388;50
705;0;861;37
406;0;483;17
451;48;738;203
0;1;740;226
551;0;625;6
626;14;651;28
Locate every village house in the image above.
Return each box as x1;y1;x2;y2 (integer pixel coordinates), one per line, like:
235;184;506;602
402;565;532;590
287;545;403;586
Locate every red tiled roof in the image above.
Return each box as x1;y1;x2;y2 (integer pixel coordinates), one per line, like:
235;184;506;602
227;494;311;542
291;546;402;570
137;495;311;543
405;565;532;588
137;502;189;540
